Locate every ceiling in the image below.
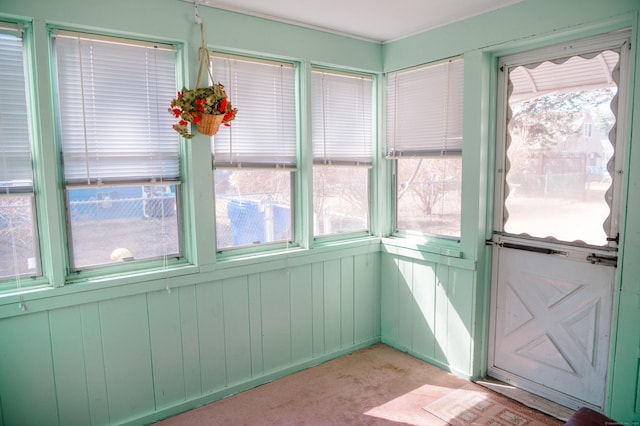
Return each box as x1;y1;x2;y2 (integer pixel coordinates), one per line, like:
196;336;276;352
191;0;525;43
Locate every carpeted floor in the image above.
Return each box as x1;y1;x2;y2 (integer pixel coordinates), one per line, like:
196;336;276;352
155;344;565;425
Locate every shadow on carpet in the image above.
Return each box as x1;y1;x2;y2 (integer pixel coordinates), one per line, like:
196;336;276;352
423;383;563;426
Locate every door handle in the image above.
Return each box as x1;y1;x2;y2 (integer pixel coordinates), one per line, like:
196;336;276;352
586;253;617;267
489;241;567;256
501;242;567;255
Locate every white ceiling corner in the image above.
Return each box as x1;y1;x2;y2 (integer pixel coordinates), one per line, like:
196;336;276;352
187;0;525;43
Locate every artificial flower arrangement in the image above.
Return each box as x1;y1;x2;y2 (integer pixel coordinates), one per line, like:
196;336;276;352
169;83;238;139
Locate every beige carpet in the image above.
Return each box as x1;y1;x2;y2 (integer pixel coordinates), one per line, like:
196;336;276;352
156;344;562;425
424;383;562;426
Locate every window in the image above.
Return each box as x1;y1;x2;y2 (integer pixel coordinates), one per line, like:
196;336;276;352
311;69;373;237
497;33;628;246
52;31;181;271
0;22;41;283
211;54;296;250
387;58;464;238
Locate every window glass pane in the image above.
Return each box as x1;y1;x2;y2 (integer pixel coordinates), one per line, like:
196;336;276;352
67;184;179;269
396;157;462;237
53;31;182;270
0;195;40;280
503;51;619;246
311;70;373;165
313;166;369;237
214;170;291;250
0;23;41;282
387;58;464;157
212;55;296;168
53;32;178;183
0;27;33;185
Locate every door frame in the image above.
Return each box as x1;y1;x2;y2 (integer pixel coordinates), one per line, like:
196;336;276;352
485;29;632;410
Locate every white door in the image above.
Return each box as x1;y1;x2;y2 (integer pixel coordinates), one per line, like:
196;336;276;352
488;32;630;411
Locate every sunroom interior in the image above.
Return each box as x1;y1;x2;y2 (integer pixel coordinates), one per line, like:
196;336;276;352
0;0;639;425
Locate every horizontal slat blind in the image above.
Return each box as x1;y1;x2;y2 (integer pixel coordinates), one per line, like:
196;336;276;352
211;54;296;168
0;24;33;189
312;70;373;166
53;31;179;183
386;58;464;157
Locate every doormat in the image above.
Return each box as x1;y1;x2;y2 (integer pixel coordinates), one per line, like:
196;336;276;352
423;383;562;426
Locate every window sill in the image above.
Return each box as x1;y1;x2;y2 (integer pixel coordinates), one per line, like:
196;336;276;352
381;236;476;270
212;236;381;272
382;235;462;258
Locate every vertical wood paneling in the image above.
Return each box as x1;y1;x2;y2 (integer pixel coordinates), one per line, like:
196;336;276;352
354;253;378;342
434;265;450;364
411;260;437;358
381;253;399;346
49;306;91;426
289;264;313;363
340;256;355;346
80;303;110;425
0;249;384;425
0;312;58;426
222;276;252;385
147;289;186;408
323;259;342;352
311;262;325;356
196;281;227;392
260;269;292;372
177;286;202;399
398;257;413;350
445;268;473;373
248;273;264;377
99;295;155;423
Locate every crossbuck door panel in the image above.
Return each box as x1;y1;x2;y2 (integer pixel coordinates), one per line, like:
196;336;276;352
491;246;614;408
489;31;629;410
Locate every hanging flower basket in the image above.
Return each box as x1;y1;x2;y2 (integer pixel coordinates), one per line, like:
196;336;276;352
196;111;226;136
169;84;237;139
169;24;237;139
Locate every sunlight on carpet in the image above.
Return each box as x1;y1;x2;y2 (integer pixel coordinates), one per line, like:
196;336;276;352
423;383;562;426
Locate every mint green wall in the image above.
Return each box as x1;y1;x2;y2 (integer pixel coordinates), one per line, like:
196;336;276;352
0;1;382;425
382;0;640;423
1;0;640;424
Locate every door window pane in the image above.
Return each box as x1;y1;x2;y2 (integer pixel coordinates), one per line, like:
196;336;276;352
503;51;620;246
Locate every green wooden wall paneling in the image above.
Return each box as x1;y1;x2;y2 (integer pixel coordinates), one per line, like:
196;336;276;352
289;264;314;363
147;289;187;409
49;306;91;426
380;252;474;378
0;313;57;426
195;281;226;393
80;303;110;425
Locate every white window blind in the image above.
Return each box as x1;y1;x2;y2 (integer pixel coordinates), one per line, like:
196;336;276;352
387;58;464;157
211;54;296;169
0;23;33;191
312;70;373;166
52;31;179;184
